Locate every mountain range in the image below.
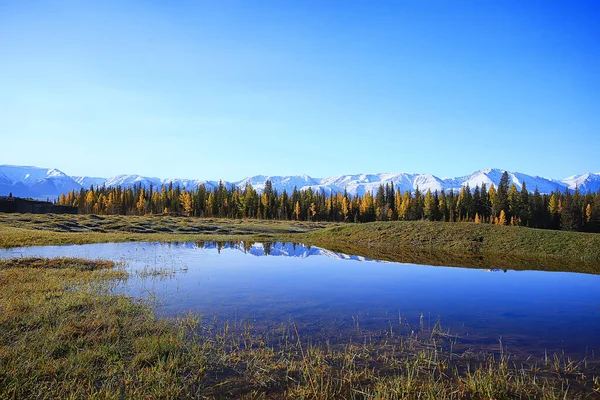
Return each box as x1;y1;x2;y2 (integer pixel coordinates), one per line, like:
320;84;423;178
180;241;374;262
1;164;599;201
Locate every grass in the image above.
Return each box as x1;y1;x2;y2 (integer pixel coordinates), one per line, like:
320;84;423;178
303;221;600;273
1;213;600;274
0;213;328;248
1;257;598;398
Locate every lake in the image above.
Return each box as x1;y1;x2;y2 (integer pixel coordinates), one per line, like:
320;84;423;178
1;241;599;358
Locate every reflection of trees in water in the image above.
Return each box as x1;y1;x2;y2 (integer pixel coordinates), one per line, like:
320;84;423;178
189;241;311;256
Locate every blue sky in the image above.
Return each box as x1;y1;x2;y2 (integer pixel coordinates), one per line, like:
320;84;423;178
1;1;598;180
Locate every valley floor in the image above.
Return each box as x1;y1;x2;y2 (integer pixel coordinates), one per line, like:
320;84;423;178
1;213;599;273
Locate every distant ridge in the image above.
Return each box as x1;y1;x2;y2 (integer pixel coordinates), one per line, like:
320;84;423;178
1;164;599;201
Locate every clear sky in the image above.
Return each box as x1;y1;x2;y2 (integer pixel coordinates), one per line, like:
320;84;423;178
1;0;598;180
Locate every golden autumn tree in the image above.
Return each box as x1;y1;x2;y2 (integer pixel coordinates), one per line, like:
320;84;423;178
84;190;96;214
180;189;193;216
294;201;301;220
498;210;507;225
136;190;146;215
359;191;375;222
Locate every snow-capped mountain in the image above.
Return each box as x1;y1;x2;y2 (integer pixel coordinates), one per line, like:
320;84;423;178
1;164;598;201
0;165;82;200
186;241;373;262
236;175;320;193
561;173;600;193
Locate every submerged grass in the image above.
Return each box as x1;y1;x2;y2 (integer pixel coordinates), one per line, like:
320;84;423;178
1;257;598;398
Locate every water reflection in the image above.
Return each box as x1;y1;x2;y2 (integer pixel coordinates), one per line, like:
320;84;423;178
173;241;374;261
1;241;599;357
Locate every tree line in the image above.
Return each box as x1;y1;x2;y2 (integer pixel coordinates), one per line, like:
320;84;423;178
57;172;600;232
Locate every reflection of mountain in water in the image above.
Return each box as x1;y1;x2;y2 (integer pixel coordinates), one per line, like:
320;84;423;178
178;241;376;263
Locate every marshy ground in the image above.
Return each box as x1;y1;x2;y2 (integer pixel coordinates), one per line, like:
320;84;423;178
1;214;600;398
1;213;599;273
1;257;599;399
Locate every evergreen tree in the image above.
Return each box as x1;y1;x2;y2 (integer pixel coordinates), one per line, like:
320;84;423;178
423;189;438;221
508;184;520;223
548;192;560;228
413;187;424;220
519;182;531;226
438;190;448;222
531;188;545;228
494;172;510;218
473;186;483;222
480;183;490;222
561;190;582;231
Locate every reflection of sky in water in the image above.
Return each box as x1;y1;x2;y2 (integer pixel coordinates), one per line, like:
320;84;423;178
1;241;599;357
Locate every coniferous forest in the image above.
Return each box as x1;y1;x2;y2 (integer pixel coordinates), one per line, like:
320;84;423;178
56;172;600;233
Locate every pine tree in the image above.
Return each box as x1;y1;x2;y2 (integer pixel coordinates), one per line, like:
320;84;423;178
531;188;545;228
548;192;560;229
519;182;530;226
438;190;447;222
413;187;424;220
494;172;510;218
375;184;388;221
480;183;490;222
424;189;437;221
508;184;520;223
393;188;402;221
561;190;581;231
473;186;482;221
488;184;497;217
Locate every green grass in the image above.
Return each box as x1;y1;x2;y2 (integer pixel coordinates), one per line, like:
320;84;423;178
1;257;598;398
0;213;329;248
302;221;600;273
1;213;600;273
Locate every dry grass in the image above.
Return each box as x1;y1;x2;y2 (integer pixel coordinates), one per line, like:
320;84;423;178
1;257;598;398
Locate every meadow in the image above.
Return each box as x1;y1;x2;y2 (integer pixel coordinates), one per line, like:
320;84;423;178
1;213;599;273
1;213;600;398
1;257;598;399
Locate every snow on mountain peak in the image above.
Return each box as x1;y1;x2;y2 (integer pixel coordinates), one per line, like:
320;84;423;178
1;164;598;201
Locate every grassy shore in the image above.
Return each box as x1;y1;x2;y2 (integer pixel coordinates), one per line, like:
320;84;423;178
0;213;328;248
303;221;600;274
1;257;598;399
1;213;600;273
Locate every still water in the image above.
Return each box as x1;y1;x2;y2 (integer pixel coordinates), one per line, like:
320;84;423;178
1;241;599;357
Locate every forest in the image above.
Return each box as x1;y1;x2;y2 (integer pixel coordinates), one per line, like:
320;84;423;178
56;172;600;233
